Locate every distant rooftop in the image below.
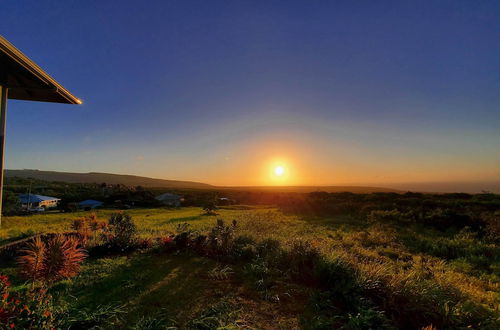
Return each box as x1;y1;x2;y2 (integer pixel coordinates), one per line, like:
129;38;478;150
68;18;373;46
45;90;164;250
79;199;103;206
19;193;60;204
155;193;181;201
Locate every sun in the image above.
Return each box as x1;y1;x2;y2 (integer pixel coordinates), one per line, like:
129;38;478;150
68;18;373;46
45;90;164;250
274;165;285;176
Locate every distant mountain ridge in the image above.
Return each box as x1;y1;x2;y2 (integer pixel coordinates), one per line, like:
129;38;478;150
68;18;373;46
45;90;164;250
5;169;214;189
5;169;403;193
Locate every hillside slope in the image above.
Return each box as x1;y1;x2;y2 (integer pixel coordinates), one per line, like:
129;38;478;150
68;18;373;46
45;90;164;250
5;169;214;189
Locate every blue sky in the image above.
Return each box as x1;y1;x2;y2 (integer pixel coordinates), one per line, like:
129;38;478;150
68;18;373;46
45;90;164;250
1;1;499;189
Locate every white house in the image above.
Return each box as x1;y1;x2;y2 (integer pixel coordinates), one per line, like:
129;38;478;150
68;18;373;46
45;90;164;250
19;194;60;209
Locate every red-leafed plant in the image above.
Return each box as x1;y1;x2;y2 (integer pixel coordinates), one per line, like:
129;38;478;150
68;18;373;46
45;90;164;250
157;236;175;251
72;213;107;246
0;275;59;328
138;237;153;249
17;235;87;285
17;237;45;283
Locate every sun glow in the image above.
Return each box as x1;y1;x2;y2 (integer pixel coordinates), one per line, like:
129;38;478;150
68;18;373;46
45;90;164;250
264;157;293;185
274;166;285;176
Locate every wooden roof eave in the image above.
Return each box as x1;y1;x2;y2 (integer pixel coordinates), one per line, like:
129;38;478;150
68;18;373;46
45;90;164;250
0;35;81;104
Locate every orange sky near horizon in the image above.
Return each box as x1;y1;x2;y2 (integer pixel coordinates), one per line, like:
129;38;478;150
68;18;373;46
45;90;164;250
137;126;500;187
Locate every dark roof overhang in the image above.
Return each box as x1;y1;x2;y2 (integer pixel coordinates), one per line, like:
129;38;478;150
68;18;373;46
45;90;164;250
0;35;81;104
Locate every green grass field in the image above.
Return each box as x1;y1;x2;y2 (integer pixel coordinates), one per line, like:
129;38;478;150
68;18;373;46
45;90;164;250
1;206;498;328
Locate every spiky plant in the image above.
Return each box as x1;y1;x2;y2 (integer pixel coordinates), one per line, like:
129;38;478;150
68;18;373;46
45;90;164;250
43;235;87;283
17;235;87;285
17;236;46;283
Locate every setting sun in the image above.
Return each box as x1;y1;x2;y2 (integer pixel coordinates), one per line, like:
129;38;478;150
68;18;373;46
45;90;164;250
265;158;293;185
274;166;285;176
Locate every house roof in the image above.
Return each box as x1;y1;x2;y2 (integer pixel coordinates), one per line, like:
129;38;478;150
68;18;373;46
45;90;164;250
19;194;60;204
155;193;181;201
79;199;103;206
0;35;81;104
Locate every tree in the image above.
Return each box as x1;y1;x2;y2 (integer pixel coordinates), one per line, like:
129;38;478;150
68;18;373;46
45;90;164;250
202;195;218;215
2;190;20;215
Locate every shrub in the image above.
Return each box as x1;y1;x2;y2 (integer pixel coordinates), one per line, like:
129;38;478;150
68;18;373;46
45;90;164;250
174;232;191;250
256;238;281;261
422;208;472;230
232;235;257;261
72;213;107;246
367;209;412;224
282;240;322;284
207;219;237;258
72;218;86;232
137;238;153;249
2;191;21;215
481;211;500;244
192;235;208;254
316;258;359;296
17;235;87;285
157;236;175;252
103;213;137;251
202;198;218;215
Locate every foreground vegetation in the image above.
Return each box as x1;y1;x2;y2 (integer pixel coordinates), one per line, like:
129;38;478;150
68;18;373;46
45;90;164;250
1;194;499;329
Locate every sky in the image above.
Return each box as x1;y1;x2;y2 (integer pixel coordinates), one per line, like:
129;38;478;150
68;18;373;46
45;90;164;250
1;1;499;191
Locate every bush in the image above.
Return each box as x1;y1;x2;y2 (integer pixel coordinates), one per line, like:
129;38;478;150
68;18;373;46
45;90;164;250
422;208;472;230
281;240;322;284
103;213;137;251
256;238;281;261
174;231;191;250
316;258;359;296
2;191;21;215
232;235;257;261
481;211;500;244
202;197;218;215
207;219;237;258
137;238;154;249
367;209;412;224
192;235;208;254
71;213;107;246
156;236;174;252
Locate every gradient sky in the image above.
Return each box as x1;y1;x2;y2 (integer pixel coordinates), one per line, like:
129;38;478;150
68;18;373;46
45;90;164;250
1;1;499;189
